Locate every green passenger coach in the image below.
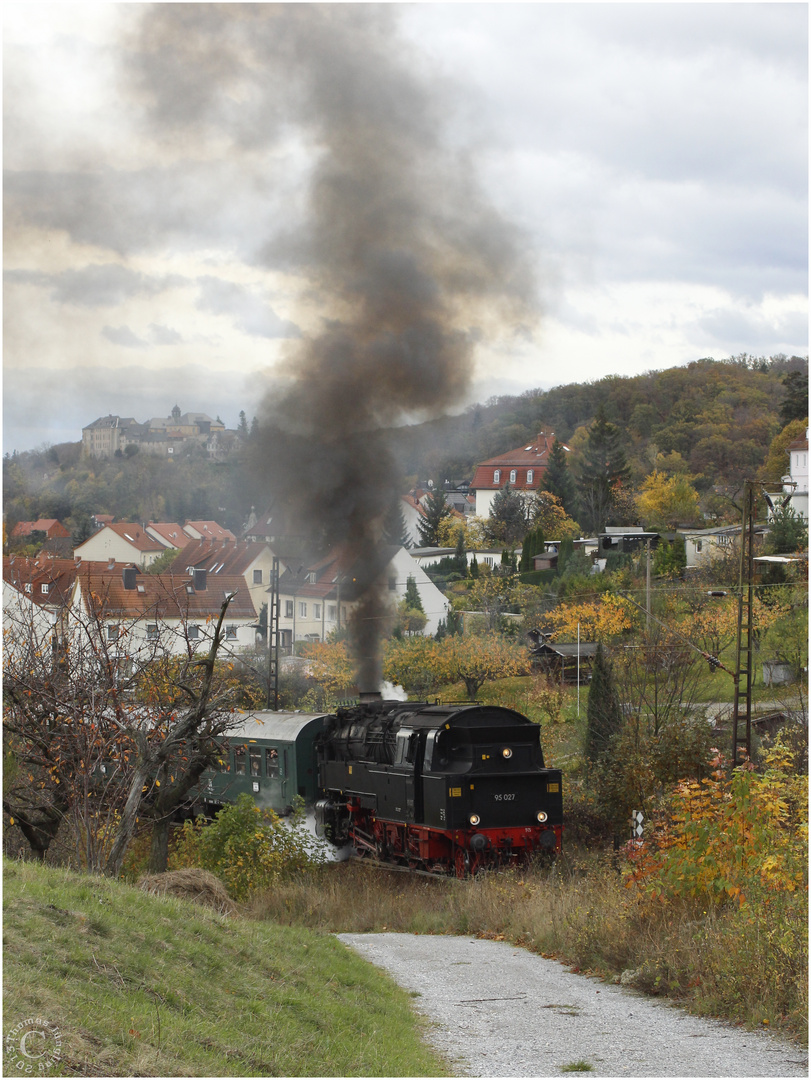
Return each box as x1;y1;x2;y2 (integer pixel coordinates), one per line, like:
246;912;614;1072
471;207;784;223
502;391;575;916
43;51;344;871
200;711;329;815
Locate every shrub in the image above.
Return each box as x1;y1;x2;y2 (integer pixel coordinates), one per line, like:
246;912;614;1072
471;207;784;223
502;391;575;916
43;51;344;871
170;795;327;900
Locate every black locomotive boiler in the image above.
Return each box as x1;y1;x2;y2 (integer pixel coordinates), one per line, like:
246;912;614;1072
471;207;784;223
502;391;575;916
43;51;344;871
314;694;562;877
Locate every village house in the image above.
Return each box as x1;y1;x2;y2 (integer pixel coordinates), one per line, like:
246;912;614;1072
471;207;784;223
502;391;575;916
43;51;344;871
170;538;283;621
275;545;450;648
764;426;809;522
68;562;257;657
73;523;167;568
469;431;565;518
145;522;193;550
9;519;72;556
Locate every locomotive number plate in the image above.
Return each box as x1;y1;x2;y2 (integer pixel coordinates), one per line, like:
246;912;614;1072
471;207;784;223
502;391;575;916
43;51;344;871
494;793;516;801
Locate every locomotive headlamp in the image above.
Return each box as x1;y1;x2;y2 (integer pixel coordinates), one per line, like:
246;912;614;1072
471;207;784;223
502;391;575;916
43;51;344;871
502;748;513;759
536;811;548;823
469;813;481;826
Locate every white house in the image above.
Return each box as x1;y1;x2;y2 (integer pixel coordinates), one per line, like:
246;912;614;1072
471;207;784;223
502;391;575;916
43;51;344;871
274;544;451;647
73;523;167;568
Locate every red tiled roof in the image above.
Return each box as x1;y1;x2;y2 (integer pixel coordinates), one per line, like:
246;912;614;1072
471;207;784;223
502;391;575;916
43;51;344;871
168;539;269;577
147;522;192;549
10;519;71;538
184;521;237;542
470;431;565;492
92;523;166;553
74;565;256;619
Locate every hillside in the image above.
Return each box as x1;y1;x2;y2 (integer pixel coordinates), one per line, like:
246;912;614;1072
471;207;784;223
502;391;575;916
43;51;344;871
4;354;806;542
3;859;449;1077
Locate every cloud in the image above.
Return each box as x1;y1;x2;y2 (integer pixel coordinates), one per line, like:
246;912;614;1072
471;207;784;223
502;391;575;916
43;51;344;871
4;263;185;307
101;324;149;349
148;323;183;346
194;277;300;339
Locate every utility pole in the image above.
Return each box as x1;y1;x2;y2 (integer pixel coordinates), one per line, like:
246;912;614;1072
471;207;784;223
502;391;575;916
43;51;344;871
645;538;651;633
267;556;280;710
732;482;756;767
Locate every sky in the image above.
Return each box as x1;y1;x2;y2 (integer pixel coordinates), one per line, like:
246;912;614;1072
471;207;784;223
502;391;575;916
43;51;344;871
3;2;808;456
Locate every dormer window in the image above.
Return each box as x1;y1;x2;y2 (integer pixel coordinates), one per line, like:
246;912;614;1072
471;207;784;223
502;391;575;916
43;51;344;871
509;470;517;484
493;469;500;483
41;584;49;595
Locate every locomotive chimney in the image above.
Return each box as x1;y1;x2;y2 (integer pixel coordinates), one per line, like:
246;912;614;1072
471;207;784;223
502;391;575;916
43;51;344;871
359;691;383;705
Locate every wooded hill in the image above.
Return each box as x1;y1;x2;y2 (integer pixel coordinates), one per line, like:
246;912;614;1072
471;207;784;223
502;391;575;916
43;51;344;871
4;354;807;544
391;353;808;494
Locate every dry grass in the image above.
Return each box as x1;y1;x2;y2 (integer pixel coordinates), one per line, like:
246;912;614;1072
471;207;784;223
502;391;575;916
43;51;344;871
246;850;807;1044
137;868;238;916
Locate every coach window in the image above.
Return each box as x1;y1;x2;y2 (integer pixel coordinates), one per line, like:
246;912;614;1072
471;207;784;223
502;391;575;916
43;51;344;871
249;747;261;777
234;746;246;776
266;748;280;777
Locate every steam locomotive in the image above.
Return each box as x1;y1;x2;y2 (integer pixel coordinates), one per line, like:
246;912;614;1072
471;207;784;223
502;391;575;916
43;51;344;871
200;694;562;877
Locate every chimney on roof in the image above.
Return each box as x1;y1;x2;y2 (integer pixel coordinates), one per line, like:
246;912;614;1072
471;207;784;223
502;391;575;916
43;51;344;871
107;559;116;571
193;568;207;592
122;566;137;590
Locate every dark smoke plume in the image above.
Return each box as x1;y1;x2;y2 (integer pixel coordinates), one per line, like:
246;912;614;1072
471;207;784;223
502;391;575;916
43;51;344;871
129;4;538;689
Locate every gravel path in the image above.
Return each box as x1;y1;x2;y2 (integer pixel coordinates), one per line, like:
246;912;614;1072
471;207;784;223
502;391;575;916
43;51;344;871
337;933;808;1078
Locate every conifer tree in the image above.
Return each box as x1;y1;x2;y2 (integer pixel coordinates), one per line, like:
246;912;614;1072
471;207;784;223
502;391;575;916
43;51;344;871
417;488;451;547
585;643;622;765
542;438;577;517
577;404;631;534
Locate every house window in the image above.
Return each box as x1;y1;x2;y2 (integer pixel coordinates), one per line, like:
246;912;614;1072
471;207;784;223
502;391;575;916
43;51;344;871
299;602;307;618
313;603;321;619
493;469;500;483
147;624;159;640
41;584;49;595
285;600;294;618
527;470;533;484
234;746;246;776
388;577;397;591
253;569;263;584
328;605;337;621
188;625;200;640
107;625;119;642
509;469;516;483
225;625;238;639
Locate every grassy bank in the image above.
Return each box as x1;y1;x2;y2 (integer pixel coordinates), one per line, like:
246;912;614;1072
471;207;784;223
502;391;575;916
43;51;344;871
3;859;450;1077
248;852;808;1045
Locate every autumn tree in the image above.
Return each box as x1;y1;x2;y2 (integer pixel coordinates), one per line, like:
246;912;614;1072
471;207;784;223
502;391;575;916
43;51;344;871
779;370;809;426
445;634;528;701
758;418;807;487
636;470;701;530
528;490;581;542
3;581;246;875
